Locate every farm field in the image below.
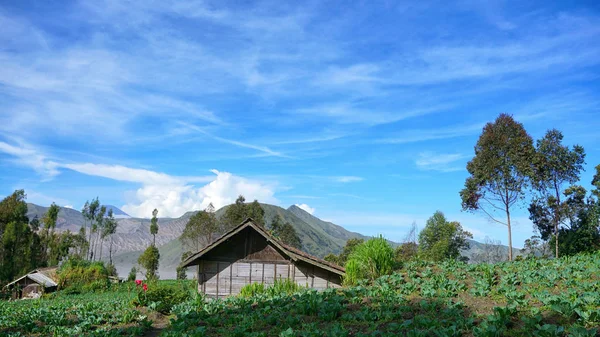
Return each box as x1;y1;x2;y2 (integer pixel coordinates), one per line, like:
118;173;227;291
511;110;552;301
2;253;600;337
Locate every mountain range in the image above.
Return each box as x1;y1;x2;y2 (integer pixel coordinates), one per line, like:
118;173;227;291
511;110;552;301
26;202;519;279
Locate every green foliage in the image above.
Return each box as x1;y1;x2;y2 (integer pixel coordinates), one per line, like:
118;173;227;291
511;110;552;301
180;204;218;252
150;208;159;245
324;238;364;266
0;285;152;335
418;211;472;261
0;190;35;285
127;266;137;282
529;129;586;258
176;251;192;280
221;195;265;231
239;282;266;297
132;283;191;314
270;215;302;249
460;113;535;260
57;257;110;291
138;245;160;280
344;235;395;285
239;279;304;298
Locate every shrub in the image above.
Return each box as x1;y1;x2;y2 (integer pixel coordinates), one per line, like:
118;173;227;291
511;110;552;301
343;235;395;285
132;283;191;314
57;257;110;291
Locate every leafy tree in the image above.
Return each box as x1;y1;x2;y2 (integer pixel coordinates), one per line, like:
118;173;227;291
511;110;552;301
85;198;100;260
127;267;138;282
396;222;419;263
269;215;301;249
176;251;192;280
0;190;30;285
180;204;218;252
418;211;472;262
150;208;159;246
324;238;364;266
87;205;106;261
460;114;535;260
138;245;160;280
139;208;160;280
102;209;118;264
529;179;600;257
42;203;60;265
529;129;585;258
344;236;394;285
221;196;265;231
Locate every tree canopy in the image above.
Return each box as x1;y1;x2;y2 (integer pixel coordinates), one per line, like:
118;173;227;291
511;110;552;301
418;211;472;262
460;113;534;260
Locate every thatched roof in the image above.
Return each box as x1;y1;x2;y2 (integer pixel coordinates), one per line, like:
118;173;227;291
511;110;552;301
181;218;345;276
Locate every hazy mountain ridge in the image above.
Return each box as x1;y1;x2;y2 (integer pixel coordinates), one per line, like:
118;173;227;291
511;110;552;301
26;202;518;279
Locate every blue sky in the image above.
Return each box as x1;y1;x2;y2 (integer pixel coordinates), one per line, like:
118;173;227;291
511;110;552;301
1;0;599;248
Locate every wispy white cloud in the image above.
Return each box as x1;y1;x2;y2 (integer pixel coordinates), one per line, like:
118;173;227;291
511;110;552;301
334;176;363;183
0;141;59;180
415;152;468;172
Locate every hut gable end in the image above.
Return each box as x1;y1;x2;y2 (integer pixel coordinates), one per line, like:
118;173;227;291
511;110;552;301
201;227;287;263
181;218;345;298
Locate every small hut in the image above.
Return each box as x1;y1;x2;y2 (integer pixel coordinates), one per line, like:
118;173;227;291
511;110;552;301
181;218;345;298
5;267;58;299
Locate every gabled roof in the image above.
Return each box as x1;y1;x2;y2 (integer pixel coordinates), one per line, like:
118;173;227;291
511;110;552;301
5;269;58;288
181;218;345;276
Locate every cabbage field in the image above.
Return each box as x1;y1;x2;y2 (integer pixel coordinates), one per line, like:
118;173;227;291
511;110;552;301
1;252;599;336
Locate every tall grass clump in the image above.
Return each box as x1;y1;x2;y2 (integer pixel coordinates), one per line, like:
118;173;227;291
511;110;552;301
343;235;395;285
239;279;304;298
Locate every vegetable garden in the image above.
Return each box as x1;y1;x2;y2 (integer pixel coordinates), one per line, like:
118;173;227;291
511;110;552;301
1;252;599;336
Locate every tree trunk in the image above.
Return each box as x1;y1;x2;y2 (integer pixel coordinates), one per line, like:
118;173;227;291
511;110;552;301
554;183;561;259
87;221;93;260
99;237;104;262
506;205;513;261
109;236;113;265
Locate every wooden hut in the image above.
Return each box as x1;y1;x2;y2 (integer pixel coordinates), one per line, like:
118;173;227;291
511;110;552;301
4;267;58;299
180;218;345;298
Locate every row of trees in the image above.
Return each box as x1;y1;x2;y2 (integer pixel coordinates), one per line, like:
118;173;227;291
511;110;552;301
177;195;301;279
0;191;124;286
461;114;599;260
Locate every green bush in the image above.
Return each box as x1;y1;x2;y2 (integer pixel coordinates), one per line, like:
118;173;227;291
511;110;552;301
132;283;192;314
343;235;395;285
57;257;110;291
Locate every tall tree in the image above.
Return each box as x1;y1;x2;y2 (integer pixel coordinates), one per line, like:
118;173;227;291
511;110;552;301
180;204;218;252
418;211;472;262
460;114;535;261
0;190;30;285
86;198;100;260
529;129;585;258
530;183;600;256
221;196;265;231
103;209;118;265
92;205;106;261
269;215;301;249
138;208;160;280
150;208;158;246
42;203;60;263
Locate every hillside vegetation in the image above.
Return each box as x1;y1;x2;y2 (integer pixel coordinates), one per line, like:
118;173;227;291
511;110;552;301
2;253;598;336
162;252;600;336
